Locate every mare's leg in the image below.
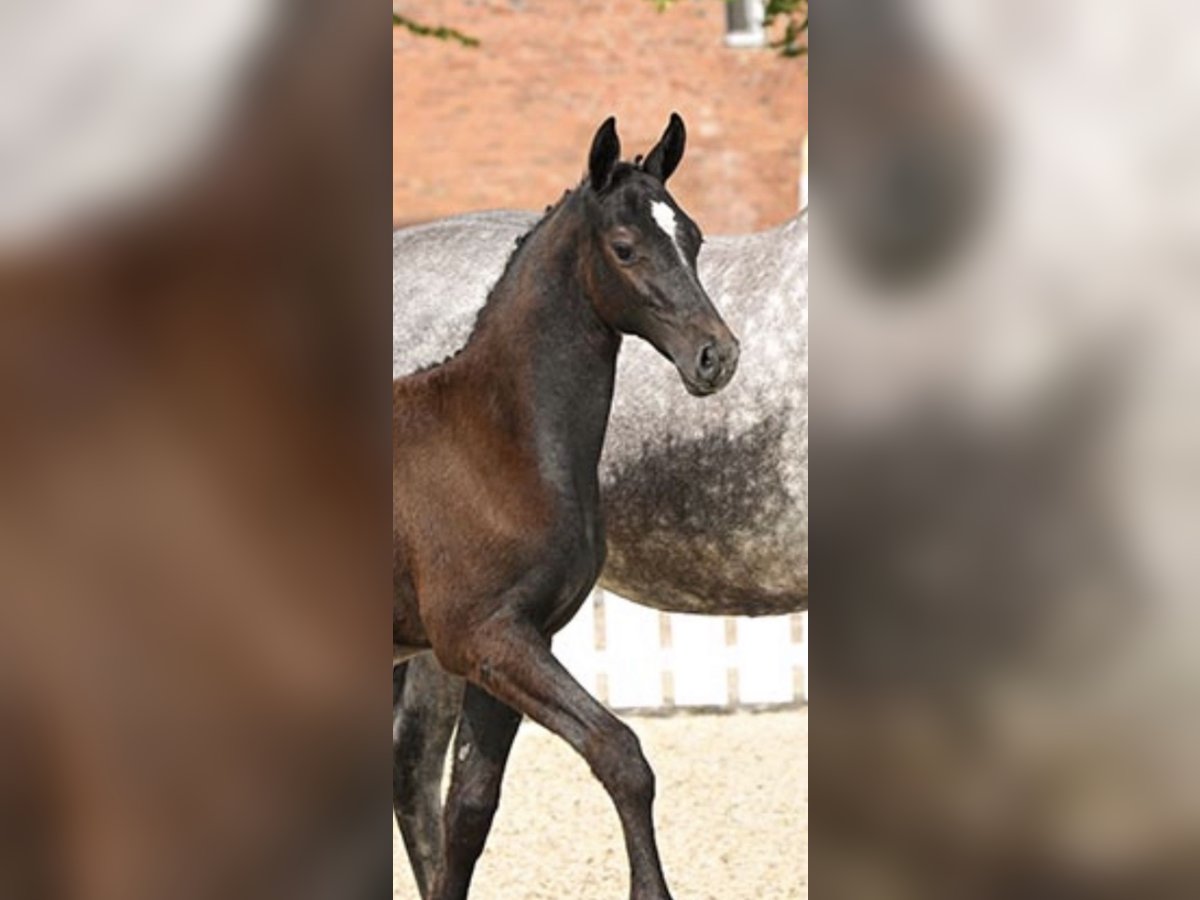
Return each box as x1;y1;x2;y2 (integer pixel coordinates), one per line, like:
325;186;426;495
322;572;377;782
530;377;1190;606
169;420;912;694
429;683;522;900
462;624;673;900
393;656;463;899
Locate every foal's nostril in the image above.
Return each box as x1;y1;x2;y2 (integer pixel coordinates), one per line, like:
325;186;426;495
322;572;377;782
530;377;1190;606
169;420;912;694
697;343;719;381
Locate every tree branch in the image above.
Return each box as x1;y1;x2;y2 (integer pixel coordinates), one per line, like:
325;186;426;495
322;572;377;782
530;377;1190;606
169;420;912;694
392;12;480;48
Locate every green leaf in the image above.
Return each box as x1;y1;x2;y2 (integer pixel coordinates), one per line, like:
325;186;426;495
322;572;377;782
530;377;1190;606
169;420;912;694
764;0;807;57
643;0;807;59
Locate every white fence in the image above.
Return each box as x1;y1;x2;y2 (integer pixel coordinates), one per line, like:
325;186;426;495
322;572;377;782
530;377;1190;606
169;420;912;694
554;590;808;712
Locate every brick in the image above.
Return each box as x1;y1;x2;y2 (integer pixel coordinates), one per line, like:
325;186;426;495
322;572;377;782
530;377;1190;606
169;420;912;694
393;0;807;234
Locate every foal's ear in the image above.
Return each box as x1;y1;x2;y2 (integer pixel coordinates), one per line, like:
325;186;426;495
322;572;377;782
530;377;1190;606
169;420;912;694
643;112;687;183
589;116;621;192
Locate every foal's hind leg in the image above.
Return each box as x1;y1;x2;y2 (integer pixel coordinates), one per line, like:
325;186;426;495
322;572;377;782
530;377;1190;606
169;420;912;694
464;625;674;900
429;683;522;900
393;658;463;899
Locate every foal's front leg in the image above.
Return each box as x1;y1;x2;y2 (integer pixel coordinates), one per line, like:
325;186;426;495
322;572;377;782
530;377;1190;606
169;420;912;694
462;623;674;900
430;682;522;900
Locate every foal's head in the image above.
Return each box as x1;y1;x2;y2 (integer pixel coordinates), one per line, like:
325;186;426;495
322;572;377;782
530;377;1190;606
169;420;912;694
579;114;739;396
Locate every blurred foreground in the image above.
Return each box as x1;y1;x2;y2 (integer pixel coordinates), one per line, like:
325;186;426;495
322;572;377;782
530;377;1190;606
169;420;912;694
0;3;388;899
814;1;1200;897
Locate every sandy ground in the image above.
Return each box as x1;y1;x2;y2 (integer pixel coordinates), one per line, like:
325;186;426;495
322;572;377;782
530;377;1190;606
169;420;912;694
393;708;807;900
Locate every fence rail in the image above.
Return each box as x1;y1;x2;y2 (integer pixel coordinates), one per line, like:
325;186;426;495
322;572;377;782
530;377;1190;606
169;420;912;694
554;590;808;712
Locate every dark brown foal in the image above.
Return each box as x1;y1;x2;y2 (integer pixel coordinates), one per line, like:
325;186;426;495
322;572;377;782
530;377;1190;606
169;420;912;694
393;114;738;900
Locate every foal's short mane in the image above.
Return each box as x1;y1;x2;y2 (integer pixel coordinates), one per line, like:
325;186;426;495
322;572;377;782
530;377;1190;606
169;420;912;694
469;162;644;337
406;162;645;379
403;193;564;378
408;162;652;381
407;194;571;377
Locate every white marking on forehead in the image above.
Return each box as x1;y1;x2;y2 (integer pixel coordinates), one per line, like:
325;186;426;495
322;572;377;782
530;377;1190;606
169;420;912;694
650;199;677;237
650;200;688;265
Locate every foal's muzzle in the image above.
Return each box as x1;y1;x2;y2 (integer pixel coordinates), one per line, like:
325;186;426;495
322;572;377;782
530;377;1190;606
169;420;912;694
686;337;740;396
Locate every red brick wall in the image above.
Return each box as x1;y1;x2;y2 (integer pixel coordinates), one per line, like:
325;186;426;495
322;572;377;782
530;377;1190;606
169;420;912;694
393;0;807;234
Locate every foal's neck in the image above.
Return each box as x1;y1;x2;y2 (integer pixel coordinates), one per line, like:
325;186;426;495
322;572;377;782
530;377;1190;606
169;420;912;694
468;199;621;504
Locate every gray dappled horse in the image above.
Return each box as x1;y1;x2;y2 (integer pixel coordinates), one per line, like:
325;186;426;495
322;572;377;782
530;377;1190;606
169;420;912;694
393;205;806;894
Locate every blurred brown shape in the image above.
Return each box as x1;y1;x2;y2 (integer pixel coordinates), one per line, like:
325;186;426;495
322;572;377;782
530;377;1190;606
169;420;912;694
0;3;389;899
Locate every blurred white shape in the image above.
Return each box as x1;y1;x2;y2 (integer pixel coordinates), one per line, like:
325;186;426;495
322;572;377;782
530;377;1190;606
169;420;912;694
818;2;1200;887
0;0;279;247
800;132;808;209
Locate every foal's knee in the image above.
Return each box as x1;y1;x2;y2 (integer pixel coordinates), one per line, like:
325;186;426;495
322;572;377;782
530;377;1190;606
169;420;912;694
590;723;656;808
446;778;503;850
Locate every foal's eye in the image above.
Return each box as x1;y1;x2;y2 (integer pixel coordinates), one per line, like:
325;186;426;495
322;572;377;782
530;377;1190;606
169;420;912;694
612;242;635;263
